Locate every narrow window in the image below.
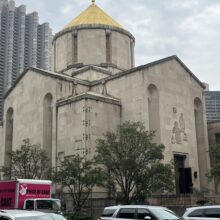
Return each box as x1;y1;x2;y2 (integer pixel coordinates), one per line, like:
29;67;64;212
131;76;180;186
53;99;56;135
148;84;160;143
194;97;208;189
106;32;111;63
5;108;13;172
43;93;53;165
73;32;78;63
130;40;134;68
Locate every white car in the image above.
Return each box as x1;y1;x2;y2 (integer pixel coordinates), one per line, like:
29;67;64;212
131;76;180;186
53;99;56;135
99;205;182;220
183;205;220;220
0;209;63;220
47;213;67;220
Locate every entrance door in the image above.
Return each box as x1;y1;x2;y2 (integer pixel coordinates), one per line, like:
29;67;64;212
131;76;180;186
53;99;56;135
174;155;193;194
179;167;193;193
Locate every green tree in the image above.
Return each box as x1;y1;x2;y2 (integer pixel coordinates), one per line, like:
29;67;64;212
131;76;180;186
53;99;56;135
95;121;174;204
1;139;50;179
207;143;220;193
53;154;103;214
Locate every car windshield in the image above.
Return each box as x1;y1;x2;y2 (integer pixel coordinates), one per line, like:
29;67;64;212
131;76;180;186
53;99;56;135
150;208;180;219
36;200;61;212
16;215;54;220
102;209;117;217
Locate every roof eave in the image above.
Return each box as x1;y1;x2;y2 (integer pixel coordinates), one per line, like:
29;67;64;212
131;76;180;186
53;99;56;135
53;24;135;43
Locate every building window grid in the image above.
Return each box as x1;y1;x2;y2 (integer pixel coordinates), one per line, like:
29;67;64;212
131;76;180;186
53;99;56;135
204;92;220;122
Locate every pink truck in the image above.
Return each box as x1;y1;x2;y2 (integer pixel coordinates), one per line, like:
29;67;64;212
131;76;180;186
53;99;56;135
0;179;61;212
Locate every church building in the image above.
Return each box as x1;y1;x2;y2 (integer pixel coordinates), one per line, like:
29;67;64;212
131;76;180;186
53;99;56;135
0;1;211;194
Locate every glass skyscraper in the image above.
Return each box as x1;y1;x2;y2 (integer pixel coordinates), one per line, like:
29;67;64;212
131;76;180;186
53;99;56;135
204;91;220;122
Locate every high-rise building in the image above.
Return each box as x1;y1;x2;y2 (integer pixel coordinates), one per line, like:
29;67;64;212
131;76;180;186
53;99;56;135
0;0;53;121
204;91;220;122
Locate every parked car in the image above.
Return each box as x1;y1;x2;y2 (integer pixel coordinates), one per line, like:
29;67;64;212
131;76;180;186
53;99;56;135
183;205;220;219
47;213;67;220
99;205;182;220
0;209;67;220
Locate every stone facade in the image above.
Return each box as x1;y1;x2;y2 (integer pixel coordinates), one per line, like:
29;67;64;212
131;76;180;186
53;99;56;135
208;122;220;145
54;25;135;73
0;2;212;195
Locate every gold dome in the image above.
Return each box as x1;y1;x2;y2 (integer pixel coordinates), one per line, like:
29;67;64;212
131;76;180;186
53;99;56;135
63;2;124;30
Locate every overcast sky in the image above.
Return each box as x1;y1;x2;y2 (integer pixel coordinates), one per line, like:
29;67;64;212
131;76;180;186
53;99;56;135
14;0;220;90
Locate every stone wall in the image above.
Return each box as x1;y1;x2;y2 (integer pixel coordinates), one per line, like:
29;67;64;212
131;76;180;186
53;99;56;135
56;95;121;161
2;69;90;167
207;121;220;145
91;57;210;191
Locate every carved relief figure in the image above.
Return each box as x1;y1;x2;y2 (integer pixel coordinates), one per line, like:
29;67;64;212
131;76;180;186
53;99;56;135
172;121;181;144
179;113;185;132
171;112;188;144
179;113;187;141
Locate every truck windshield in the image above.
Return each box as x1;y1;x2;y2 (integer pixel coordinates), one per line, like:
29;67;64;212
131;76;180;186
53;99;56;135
36;200;61;212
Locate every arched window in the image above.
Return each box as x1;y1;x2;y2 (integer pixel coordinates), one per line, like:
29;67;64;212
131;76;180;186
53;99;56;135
148;84;160;143
43;93;53;165
5;108;13;170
